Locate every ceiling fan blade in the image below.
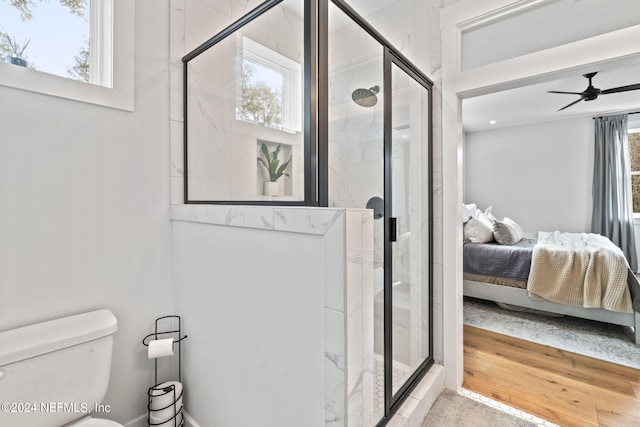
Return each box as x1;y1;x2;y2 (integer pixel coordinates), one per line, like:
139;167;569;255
601;83;640;94
547;90;583;95
558;98;583;111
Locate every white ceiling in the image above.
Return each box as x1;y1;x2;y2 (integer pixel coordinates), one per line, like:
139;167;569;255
462;61;640;132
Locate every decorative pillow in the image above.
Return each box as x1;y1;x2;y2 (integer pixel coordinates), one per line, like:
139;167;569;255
483;206;497;223
464;215;494;243
462;203;479;223
493;217;524;245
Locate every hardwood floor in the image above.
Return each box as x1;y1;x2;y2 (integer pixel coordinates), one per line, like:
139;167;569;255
463;325;640;427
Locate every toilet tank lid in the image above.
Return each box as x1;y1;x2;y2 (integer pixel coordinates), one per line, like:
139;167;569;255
0;309;118;367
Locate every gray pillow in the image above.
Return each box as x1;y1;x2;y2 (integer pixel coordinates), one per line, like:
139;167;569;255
493;217;524;245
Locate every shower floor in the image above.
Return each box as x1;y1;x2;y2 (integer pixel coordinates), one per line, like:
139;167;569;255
373;353;413;416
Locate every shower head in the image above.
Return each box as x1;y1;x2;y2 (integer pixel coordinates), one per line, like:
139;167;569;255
351;85;379;107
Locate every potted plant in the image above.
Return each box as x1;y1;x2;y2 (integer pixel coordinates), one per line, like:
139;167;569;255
0;31;31;67
257;143;292;196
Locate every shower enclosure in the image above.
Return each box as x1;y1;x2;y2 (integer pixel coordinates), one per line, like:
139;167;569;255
182;1;432;424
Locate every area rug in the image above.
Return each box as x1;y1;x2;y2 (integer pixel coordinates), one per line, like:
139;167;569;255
464;297;640;369
420;389;539;427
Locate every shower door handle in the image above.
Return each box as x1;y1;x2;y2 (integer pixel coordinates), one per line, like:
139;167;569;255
389;217;397;242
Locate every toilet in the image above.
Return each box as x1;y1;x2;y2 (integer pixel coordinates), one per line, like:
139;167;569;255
0;309;124;427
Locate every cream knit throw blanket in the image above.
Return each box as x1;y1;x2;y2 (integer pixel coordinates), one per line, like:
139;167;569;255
528;231;633;313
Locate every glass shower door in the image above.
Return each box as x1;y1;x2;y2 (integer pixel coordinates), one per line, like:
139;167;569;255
327;2;433;423
388;59;431;398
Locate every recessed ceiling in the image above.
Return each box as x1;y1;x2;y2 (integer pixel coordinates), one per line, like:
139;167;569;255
462;62;640;132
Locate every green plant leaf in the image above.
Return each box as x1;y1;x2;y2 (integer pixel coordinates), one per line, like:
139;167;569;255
275;158;291;176
270;158;280;181
273;157;291;181
258;143;292;181
261;143;271;163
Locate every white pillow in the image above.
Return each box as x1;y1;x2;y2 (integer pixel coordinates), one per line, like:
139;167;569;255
462;203;478;223
483;206;497;223
464;216;494;243
493;217;524;245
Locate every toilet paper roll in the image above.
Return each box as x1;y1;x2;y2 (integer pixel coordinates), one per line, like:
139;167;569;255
147;338;174;359
150;412;183;427
149;381;183;423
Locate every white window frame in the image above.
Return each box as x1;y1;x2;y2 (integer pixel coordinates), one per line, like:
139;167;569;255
0;0;133;111
237;35;302;133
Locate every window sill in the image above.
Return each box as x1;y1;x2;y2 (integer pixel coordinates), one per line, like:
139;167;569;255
0;62;132;111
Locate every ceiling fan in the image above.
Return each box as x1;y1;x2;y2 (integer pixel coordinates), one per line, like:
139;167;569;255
548;72;640;111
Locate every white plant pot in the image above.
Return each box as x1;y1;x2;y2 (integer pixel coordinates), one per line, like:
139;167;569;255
264;181;282;196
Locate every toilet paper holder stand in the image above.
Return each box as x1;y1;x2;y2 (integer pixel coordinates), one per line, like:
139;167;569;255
142;315;188;427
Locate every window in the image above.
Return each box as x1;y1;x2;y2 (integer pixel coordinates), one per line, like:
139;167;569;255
184;0;306;203
629;128;640;212
0;0;132;111
236;36;302;133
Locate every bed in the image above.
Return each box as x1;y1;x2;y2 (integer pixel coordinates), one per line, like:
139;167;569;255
463;232;640;345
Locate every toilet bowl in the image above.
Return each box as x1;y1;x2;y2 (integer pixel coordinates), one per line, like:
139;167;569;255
65;416;124;426
0;310;124;427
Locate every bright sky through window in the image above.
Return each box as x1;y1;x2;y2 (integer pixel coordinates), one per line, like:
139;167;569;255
246;59;284;94
0;1;89;79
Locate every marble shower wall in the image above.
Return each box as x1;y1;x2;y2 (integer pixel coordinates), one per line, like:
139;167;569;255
327;3;385;267
343;0;436;76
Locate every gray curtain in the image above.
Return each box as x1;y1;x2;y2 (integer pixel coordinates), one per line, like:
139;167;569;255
592;114;637;271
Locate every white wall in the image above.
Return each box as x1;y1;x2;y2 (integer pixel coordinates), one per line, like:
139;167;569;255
464;117;594;233
0;0;173;423
172;220;326;426
171;206;376;427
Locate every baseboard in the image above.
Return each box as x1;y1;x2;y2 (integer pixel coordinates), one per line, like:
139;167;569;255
123;414;147;427
183;411;200;427
124;410;199;427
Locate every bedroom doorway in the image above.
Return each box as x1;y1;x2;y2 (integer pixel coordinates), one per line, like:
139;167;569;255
440;0;640;392
456;44;640;427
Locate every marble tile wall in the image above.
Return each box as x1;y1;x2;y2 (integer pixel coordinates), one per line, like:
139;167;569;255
327;3;385;270
170;0;186;204
344;210;375;427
